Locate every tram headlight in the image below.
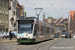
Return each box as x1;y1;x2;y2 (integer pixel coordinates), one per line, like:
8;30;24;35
26;34;27;36
20;37;21;38
29;36;31;37
28;37;30;39
18;35;21;38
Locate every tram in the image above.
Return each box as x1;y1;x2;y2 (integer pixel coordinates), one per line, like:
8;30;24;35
61;30;66;38
17;17;54;43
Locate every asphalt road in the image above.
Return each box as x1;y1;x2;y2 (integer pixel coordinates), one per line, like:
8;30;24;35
0;38;75;50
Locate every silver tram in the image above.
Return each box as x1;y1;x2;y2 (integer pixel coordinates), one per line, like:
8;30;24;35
17;17;54;43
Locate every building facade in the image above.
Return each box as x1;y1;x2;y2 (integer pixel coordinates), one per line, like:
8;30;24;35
20;5;24;17
70;11;75;34
54;17;68;36
0;0;9;32
9;0;21;31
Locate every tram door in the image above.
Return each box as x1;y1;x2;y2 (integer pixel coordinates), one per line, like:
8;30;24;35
34;24;39;42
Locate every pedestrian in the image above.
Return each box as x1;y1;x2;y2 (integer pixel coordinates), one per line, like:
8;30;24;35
9;30;12;40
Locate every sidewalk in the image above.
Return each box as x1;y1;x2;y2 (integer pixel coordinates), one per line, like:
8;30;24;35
0;38;17;43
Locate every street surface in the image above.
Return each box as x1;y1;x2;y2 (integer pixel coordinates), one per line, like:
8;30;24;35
0;38;75;50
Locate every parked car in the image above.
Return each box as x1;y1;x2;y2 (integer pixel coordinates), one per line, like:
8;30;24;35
6;31;17;38
73;34;75;38
54;34;59;38
0;32;7;38
72;33;75;38
65;33;71;38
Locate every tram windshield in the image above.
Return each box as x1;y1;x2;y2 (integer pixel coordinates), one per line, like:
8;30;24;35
62;32;66;35
18;20;34;34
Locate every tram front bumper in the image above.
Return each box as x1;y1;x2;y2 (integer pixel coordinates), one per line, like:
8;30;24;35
17;38;35;43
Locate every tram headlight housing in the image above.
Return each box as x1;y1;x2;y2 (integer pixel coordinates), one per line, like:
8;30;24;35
17;35;22;38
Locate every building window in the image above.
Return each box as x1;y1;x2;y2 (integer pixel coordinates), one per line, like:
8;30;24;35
0;0;1;4
14;11;15;15
6;28;8;32
5;10;7;15
13;2;16;7
2;0;4;5
5;10;7;14
5;10;8;15
6;1;8;6
0;8;1;14
0;18;1;23
2;19;4;23
7;10;8;15
2;9;4;14
5;19;8;23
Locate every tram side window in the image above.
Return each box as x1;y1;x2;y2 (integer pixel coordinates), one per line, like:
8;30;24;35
33;24;37;36
40;26;43;35
45;27;47;36
34;30;36;36
46;27;49;34
42;26;45;35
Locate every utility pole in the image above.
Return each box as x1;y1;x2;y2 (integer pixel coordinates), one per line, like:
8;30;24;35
68;12;70;33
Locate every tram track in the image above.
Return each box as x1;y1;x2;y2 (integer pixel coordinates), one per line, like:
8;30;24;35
15;38;62;50
15;45;25;50
1;44;27;50
48;39;63;50
14;39;57;50
1;38;63;50
37;38;63;50
15;43;31;50
15;43;36;50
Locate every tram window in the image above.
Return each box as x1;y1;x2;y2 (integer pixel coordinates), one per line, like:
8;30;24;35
40;32;42;35
18;24;33;33
34;30;36;36
31;24;33;29
18;20;34;24
33;24;37;36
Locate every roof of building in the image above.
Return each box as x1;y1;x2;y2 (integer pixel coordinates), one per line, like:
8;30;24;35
59;18;68;24
52;19;57;23
56;24;64;26
54;17;68;26
48;15;53;18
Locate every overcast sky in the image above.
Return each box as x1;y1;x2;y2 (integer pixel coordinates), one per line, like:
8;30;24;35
18;0;75;21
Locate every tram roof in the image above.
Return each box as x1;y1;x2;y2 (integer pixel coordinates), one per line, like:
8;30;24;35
17;17;54;28
17;16;37;20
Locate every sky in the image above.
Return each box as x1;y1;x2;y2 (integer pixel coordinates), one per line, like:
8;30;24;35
18;0;75;21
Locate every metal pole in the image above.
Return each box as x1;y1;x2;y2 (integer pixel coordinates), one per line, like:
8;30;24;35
68;12;70;33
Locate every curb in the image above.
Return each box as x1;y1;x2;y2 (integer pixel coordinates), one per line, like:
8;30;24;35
0;40;17;43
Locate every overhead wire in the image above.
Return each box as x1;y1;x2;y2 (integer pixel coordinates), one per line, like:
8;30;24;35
26;0;38;8
47;0;61;17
